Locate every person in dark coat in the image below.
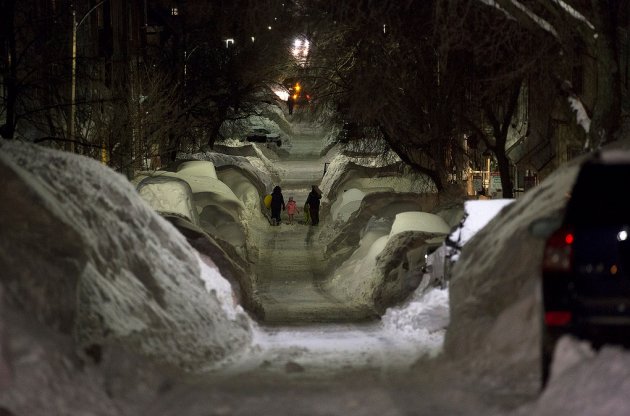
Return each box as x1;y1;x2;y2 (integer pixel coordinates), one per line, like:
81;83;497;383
270;185;286;226
287;94;295;115
305;185;322;226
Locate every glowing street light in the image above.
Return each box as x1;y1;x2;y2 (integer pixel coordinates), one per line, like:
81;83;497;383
291;37;310;66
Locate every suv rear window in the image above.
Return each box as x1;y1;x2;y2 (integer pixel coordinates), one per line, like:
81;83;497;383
565;163;630;225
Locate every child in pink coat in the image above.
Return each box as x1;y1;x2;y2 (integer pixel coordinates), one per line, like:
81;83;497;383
286;196;300;225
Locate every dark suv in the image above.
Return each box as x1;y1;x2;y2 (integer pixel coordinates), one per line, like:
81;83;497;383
540;149;630;385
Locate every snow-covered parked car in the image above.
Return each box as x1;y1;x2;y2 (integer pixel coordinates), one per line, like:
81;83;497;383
136;176;200;226
133;160;248;255
326;211;453;313
243;128;282;147
424;199;515;286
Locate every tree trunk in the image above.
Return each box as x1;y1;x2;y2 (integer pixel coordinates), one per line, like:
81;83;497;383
205;107;228;149
586;1;621;147
165;132;180;163
0;0;17;139
485;79;521;199
206;121;222;149
496;151;514;199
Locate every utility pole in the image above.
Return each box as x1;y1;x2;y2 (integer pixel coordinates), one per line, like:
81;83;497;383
69;1;105;153
69;7;77;152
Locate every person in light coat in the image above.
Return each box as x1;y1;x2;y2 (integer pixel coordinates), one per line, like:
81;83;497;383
285;196;300;225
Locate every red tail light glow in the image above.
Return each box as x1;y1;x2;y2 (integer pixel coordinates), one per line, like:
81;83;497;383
542;227;574;272
545;311;572;326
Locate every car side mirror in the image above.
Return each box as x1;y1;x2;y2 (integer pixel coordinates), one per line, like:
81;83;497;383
528;216;563;239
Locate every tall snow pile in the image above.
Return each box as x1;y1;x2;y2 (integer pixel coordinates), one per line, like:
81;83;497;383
326;212;451;313
444;160;580;386
0;141;254;370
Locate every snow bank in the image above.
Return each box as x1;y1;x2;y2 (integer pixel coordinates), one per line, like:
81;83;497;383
509;337;630;416
382;287;449;352
327;233;390;307
327;211;451;313
447;199;515;258
320;153;436;203
0;141;254;370
443;156;583;387
329;188;365;222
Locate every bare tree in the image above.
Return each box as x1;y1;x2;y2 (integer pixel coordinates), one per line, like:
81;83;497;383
158;0;295;155
301;0;580;197
478;0;624;150
0;0;71;142
303;1;464;190
303;1;544;194
2;0;298;178
446;1;556;198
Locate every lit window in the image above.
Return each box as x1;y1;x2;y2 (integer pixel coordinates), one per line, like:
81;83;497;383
171;7;178;16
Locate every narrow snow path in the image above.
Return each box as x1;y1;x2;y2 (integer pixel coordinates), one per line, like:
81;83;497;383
190;121;535;416
249;217;376;324
250;122;376;324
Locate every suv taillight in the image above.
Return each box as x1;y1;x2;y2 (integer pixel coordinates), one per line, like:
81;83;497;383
544;311;572;326
542;227;574;272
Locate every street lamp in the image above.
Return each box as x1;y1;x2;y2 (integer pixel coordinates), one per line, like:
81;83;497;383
482;149;493;194
69;1;105;153
291;36;309;67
